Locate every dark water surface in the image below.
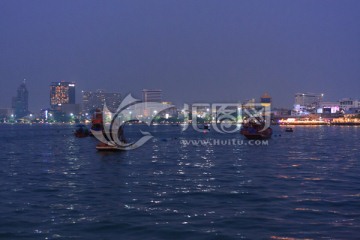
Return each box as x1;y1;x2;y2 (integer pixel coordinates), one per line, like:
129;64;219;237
0;124;359;239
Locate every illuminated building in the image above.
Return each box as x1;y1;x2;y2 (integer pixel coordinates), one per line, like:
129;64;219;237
12;80;29;118
50;81;75;110
317;102;340;114
293;93;324;114
295;93;323;108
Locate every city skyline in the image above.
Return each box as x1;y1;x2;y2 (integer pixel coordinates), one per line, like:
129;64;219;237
1;1;360;111
5;79;360;114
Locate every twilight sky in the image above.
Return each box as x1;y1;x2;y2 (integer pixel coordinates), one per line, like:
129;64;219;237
1;0;360;111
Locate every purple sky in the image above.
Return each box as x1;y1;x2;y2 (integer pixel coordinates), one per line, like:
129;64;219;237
1;0;360;111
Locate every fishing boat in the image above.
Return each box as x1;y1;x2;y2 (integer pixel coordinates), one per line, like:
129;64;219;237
240;122;272;140
74;124;90;138
285;127;293;132
96;142;123;151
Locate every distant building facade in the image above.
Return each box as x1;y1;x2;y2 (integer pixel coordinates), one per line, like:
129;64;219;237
50;81;75;110
338;98;360;112
317;102;340;114
82;89;121;113
295;93;323;108
0;108;14;120
61;104;80;115
293;92;324;115
142;89;162;103
140;89;162;117
12;81;29;118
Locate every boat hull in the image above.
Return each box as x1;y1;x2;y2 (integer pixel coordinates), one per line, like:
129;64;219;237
96;143;124;151
240;127;272;140
74;124;90;138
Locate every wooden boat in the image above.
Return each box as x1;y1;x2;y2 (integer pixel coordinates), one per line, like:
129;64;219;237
74;124;90;138
240;123;272;140
96;142;123;151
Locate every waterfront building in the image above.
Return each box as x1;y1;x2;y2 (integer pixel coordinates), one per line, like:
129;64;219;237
295;93;323;108
272;108;291;117
293;92;324;115
12;80;29;118
338;98;360;112
0;108;14;121
317;102;340;114
50;81;75;110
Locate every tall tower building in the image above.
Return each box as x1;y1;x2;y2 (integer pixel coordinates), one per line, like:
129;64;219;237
260;92;272;107
12;80;29;118
142;89;162;103
50;81;75;109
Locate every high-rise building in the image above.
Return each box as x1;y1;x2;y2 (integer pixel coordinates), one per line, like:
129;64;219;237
12;80;29;118
141;89;167;117
294;93;323;110
142;89;162;103
50;81;75;109
295;93;323;107
82;90;121;113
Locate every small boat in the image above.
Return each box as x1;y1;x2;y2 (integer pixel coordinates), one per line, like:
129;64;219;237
74;124;90;138
285;127;293;132
198;124;210;131
240;122;272;140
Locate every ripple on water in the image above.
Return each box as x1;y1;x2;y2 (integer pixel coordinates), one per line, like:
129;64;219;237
0;125;359;239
